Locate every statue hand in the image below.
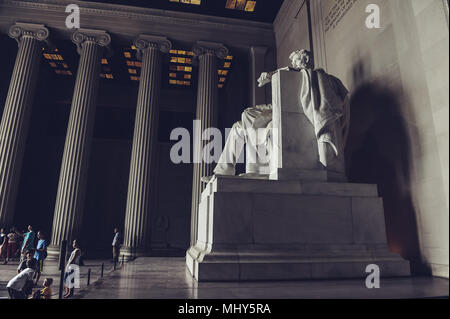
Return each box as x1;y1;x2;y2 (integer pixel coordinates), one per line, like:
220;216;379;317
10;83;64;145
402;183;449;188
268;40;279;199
257;72;271;87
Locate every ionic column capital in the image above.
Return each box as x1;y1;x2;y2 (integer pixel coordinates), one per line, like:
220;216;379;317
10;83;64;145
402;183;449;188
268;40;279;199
192;41;228;59
134;34;172;59
8;22;49;44
72;29;111;55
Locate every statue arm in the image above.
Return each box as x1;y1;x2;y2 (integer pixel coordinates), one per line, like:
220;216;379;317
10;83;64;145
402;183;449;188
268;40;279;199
257;66;290;87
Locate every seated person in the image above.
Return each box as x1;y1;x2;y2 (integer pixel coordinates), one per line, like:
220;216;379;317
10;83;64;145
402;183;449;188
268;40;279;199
17;249;38;274
40;278;53;299
31;277;53;299
204;49;350;182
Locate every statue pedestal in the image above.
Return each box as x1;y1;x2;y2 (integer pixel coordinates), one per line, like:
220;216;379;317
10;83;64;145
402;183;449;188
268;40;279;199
186;176;410;281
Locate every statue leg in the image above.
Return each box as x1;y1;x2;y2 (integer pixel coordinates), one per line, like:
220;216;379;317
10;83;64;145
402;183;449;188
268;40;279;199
245;128;271;175
242;105;272;175
318;122;346;181
214;105;271;176
214;121;246;175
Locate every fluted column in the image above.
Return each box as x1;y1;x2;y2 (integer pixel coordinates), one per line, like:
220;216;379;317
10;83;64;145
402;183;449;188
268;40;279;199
48;29;111;258
0;23;49;227
190;41;228;246
122;35;172;258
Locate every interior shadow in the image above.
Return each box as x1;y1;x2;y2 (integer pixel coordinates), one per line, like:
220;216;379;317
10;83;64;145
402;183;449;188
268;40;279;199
345;70;430;276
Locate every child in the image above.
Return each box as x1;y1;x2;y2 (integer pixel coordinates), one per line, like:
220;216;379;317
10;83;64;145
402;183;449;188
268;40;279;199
41;278;53;299
32;278;53;299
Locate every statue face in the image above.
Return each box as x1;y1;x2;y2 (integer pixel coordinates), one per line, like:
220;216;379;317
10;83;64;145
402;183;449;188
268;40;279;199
290;53;304;70
289;50;312;70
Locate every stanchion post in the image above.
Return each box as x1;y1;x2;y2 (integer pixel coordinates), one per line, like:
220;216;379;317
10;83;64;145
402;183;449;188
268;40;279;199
58;240;67;300
101;263;104;278
87;268;91;286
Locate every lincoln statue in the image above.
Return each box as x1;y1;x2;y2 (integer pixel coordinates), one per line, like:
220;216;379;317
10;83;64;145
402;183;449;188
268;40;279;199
203;49;350;181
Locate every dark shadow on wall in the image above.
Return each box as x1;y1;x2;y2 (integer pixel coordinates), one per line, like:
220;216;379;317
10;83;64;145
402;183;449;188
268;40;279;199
345;62;429;276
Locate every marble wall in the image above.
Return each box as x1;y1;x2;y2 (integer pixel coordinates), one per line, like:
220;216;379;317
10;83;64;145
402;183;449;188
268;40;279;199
275;0;449;278
274;0;310;67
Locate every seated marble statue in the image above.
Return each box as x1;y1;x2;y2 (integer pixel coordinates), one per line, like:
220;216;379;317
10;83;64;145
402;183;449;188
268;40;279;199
203;49;350;181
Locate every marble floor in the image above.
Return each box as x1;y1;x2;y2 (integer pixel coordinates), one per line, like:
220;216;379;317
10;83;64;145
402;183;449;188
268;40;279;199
76;257;449;299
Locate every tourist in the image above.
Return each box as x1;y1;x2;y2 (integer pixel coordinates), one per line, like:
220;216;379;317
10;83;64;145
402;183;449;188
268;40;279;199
112;227;121;263
6;259;36;299
21;225;36;261
0;228;7;264
40;277;53;299
34;231;48;285
6;227;21;263
17;249;38;274
32;277;53;299
63;239;81;298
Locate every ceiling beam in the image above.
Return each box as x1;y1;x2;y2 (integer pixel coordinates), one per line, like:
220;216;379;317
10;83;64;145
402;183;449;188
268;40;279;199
0;0;275;49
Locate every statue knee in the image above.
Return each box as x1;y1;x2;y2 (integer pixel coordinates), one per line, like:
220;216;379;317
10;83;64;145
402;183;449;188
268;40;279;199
231;121;244;134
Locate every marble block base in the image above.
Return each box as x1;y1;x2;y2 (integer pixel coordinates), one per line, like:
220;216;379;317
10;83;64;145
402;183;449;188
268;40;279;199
186;176;410;281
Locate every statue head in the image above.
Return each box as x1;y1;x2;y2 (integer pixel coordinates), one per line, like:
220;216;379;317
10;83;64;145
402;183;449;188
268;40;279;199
289;49;313;70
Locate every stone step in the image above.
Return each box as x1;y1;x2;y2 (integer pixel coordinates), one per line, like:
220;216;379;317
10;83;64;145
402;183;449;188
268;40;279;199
201;175;379;199
189;244;404;261
187;246;411;281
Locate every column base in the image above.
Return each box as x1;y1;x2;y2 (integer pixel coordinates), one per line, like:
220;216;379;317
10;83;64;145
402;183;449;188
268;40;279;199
121;246;186;260
120;246;152;261
46;244;64;261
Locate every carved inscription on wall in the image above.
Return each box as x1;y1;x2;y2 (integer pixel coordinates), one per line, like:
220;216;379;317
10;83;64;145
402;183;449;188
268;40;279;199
324;0;358;33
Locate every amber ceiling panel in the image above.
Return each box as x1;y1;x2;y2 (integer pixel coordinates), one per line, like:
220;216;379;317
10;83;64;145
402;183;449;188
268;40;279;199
83;0;283;22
